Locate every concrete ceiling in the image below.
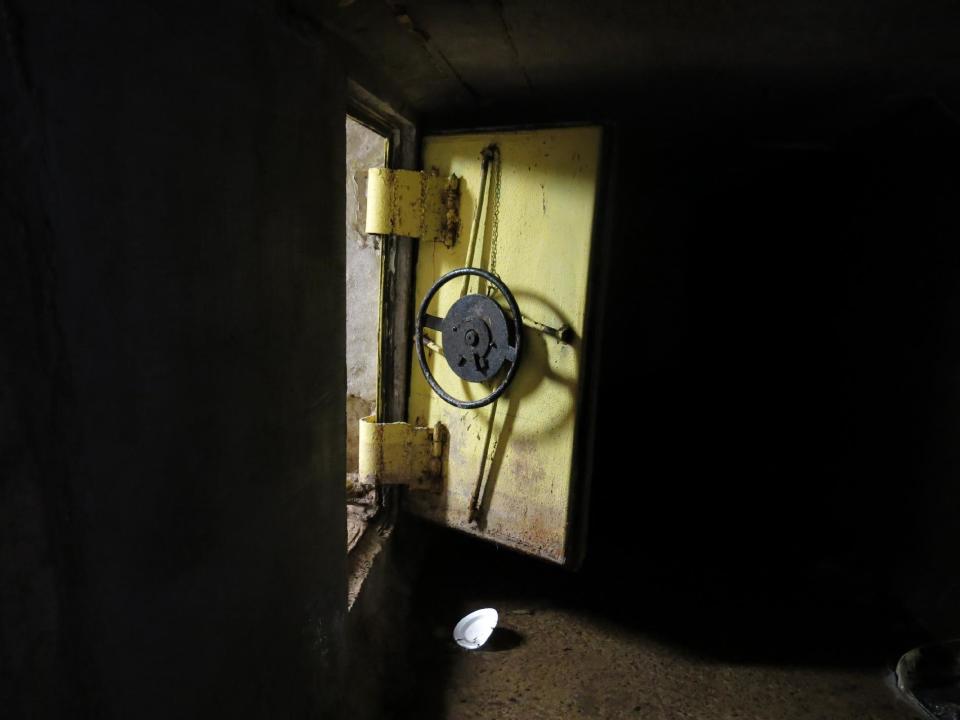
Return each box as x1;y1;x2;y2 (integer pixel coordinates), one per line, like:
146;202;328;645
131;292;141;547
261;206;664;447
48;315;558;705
300;0;960;124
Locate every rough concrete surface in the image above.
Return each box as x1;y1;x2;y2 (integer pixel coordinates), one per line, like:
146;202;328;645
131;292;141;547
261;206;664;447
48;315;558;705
346;117;386;472
387;523;923;720
420;609;915;720
1;2;348;717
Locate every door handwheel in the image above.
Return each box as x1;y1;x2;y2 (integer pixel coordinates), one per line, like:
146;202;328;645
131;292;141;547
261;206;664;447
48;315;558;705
415;267;523;409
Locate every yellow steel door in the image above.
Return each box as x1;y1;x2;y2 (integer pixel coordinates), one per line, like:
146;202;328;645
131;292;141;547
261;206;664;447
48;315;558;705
406;126;603;565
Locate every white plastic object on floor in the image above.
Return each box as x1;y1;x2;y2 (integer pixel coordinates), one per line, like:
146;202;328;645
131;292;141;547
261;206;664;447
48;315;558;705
453;608;499;650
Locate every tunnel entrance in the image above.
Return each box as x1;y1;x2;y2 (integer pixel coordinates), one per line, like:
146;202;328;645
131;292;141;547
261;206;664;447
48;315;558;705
345;115;387;552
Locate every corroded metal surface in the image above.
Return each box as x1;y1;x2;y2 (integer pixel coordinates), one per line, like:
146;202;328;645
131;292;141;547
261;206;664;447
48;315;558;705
365;168;460;245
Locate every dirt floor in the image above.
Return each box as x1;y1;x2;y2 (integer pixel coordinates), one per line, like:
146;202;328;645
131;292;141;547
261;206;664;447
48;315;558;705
384;521;924;720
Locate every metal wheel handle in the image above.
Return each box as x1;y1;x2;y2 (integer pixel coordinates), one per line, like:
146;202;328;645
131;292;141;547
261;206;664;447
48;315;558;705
415;267;522;409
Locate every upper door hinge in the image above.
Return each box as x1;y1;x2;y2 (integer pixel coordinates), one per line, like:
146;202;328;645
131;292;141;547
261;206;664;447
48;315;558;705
365;168;460;247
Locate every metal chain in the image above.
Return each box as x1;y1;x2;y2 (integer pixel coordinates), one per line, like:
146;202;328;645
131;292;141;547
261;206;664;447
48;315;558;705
487;148;502;294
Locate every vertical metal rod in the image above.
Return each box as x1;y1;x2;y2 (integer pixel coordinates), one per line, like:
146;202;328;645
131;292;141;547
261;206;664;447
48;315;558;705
460;146;497;297
469;396;499;524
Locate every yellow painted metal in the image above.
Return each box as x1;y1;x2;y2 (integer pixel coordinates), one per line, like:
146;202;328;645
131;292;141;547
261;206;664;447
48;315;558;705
365;168;460;245
406;126;603;564
358;415;444;491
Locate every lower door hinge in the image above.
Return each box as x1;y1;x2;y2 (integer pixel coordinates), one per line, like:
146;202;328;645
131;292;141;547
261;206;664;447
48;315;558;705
358;415;445;492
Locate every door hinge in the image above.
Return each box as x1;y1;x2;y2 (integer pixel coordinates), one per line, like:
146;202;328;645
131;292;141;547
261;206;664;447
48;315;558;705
358;415;445;492
365;168;460;247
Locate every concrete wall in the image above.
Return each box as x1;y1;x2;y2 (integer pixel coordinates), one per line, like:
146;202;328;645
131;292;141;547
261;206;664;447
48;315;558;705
0;1;347;717
345;118;385;473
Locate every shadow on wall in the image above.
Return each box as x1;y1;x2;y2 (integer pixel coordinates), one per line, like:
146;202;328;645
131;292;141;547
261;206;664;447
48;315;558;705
592;96;960;647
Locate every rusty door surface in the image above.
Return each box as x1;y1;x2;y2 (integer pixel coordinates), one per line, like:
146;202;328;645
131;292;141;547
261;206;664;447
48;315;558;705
404;126;603;565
